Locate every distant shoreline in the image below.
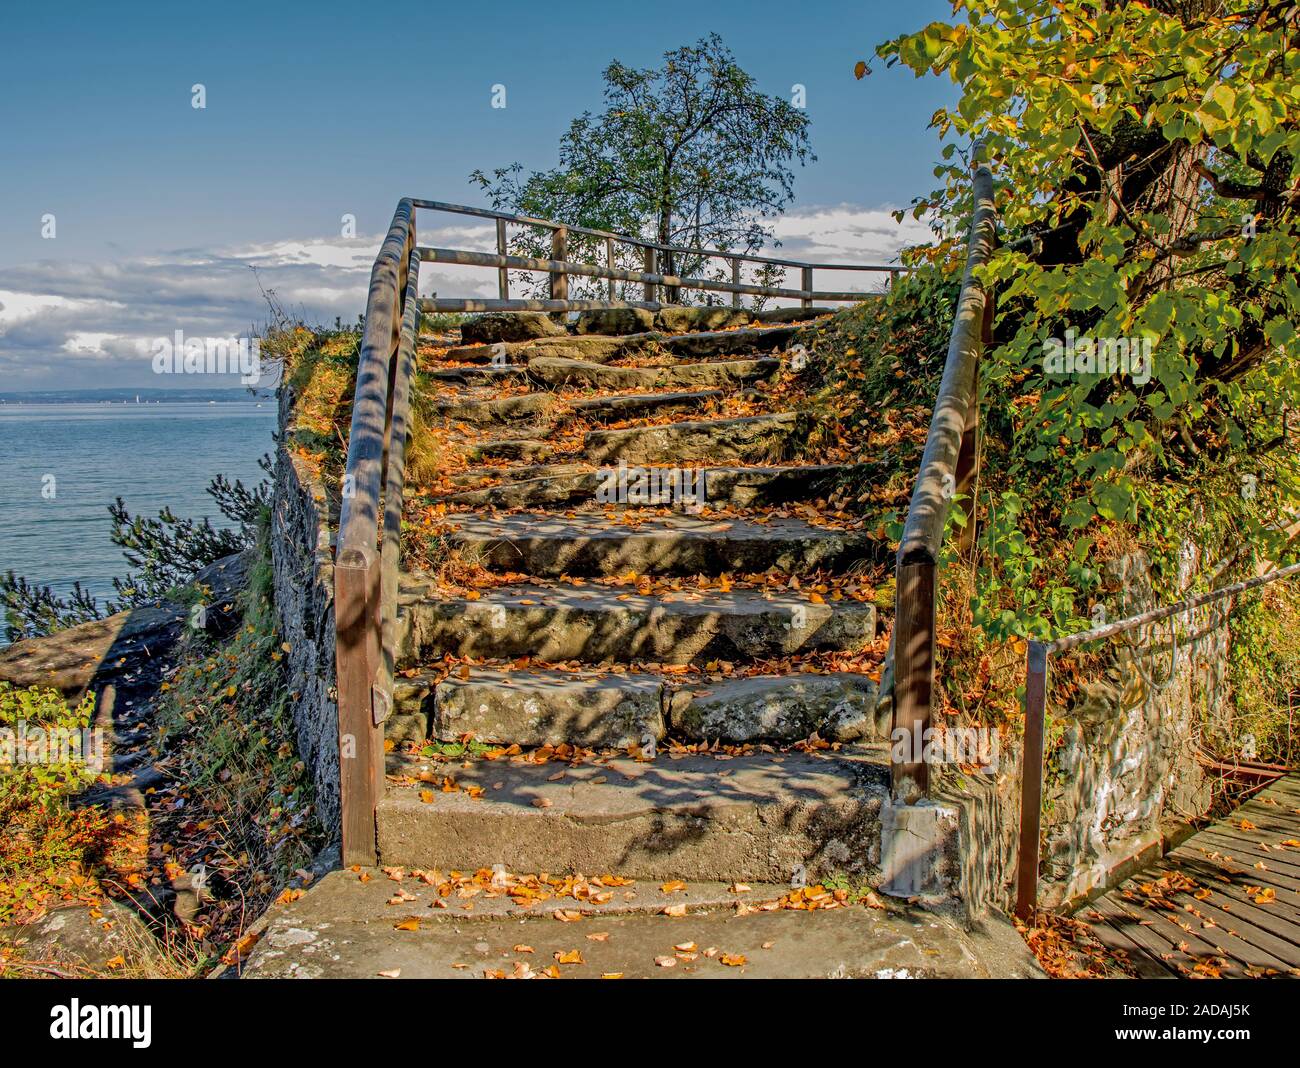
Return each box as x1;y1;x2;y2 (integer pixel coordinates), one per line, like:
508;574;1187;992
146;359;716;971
0;388;275;405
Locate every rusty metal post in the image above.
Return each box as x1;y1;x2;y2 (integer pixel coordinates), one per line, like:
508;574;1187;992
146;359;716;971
1015;640;1049;920
550;226;568;301
889;559;935;803
801;266;813;310
496;219;509;300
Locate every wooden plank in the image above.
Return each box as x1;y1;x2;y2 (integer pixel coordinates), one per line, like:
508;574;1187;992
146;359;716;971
1174;840;1300;893
1078;908;1179;977
1091;893;1244;977
1189;829;1300;876
1170;847;1300;899
1137;863;1300;970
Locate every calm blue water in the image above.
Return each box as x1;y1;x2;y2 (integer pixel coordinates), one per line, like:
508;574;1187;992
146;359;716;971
0;401;277;623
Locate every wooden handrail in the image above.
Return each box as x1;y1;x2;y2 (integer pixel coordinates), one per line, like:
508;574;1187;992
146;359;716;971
411;197;906;274
335;198;416;866
418;246;878;304
889;154;998;805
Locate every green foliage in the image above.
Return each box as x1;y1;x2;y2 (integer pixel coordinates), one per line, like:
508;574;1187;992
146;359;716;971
470;33;813;300
0;683;108;925
877;2;1300;638
1225;583;1300;765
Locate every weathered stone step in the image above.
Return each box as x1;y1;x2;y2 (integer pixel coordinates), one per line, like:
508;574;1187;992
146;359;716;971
444;326;797;367
584;412;797;465
387;666;885;748
659;325;797;359
448;513;879;577
466;438;555;464
444;462;593;489
396;582;877;665
754;305;835;324
433;392;557;425
390;668;664;748
432;462;862;510
377;749;889;881
568;389;735;422
424;365;528;385
528;356;781;391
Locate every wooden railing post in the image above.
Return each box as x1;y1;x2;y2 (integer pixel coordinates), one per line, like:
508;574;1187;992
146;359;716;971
731;258;741;308
1015;640;1049;919
606;238;616;301
643;247;657;304
336;553;380;866
550;226;568;301
496;219;509;300
801;266;813;310
890;559;936;803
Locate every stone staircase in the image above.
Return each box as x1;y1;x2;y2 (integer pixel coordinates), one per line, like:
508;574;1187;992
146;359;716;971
377;306;895;885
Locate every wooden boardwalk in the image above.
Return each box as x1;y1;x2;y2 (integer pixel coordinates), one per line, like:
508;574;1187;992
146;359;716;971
1081;774;1300;978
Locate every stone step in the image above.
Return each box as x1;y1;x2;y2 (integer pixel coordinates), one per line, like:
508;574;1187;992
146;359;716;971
447;512;880;577
466;438;555;464
377;749;889;881
568;389;734;422
753;306;835;324
433;392;557;425
396;582;877;666
659;325;797;359
431;462;863;510
387;666;885;748
244;866;1042;978
390;668;663;748
528;355;781;391
424;365;528;385
584;412;797;465
444;462;592;489
444;326;797;367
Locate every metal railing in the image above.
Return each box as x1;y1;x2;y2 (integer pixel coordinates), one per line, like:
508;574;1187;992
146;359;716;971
1014;559;1300;919
888;154;997;805
334;198;907;865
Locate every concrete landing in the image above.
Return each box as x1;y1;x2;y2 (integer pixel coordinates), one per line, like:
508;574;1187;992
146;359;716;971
242;869;1042;979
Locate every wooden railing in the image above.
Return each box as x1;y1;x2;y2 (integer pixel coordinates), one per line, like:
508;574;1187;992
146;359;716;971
1014;559;1300;919
412;199;904;312
334;198;908;865
888;155;998;805
334;199;419;867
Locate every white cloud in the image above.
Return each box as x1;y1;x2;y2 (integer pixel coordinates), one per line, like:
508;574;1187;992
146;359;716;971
0;206;933;390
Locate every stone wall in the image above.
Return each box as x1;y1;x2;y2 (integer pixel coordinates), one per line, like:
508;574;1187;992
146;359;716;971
271;384;340;843
949;548;1228;915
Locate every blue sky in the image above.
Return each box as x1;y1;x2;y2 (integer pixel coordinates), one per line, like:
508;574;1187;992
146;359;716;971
0;0;957;389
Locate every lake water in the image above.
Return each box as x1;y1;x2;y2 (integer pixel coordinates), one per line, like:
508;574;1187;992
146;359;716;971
0;401;277;626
